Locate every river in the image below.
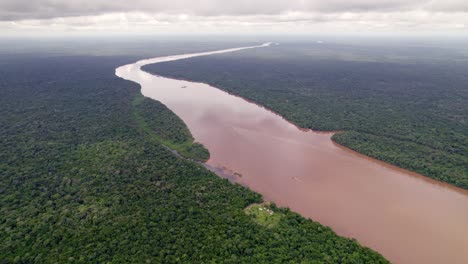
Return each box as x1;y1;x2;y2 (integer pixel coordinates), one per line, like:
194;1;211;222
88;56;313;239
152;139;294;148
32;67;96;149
116;43;468;264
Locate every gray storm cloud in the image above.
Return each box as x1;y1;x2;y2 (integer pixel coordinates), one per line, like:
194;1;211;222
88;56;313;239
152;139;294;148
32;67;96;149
0;0;467;34
1;0;467;21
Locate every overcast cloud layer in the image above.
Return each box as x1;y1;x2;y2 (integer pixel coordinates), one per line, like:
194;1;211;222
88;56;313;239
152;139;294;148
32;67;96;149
1;0;467;34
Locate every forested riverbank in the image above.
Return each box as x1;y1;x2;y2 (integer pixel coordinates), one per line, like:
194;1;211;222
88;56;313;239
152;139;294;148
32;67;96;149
0;53;387;262
144;42;468;189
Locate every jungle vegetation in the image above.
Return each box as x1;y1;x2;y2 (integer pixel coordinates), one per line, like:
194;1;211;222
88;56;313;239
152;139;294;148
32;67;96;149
144;42;468;189
0;51;387;263
132;94;209;161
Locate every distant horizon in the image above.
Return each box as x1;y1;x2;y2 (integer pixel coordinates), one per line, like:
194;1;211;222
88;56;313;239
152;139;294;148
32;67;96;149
2;32;468;41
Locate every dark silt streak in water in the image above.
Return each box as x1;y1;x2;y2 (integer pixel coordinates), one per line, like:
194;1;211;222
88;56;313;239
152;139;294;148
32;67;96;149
116;43;468;264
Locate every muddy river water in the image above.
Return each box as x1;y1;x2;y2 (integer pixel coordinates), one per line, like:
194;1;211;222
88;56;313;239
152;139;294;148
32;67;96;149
116;43;468;264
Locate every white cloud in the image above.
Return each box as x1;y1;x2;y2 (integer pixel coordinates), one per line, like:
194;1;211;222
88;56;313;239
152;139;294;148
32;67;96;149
0;0;467;34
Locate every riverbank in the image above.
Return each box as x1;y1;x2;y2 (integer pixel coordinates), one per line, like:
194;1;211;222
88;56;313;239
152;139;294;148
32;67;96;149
120;44;468;264
143;43;468;190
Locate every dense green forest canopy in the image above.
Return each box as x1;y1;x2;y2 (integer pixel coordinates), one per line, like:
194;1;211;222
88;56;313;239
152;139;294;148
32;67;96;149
144;42;468;189
132;95;209;161
0;44;387;262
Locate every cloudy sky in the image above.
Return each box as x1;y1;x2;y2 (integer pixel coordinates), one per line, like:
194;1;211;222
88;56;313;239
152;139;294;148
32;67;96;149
0;0;467;35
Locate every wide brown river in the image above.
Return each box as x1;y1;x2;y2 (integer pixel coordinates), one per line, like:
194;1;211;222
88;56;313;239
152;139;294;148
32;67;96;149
116;43;468;264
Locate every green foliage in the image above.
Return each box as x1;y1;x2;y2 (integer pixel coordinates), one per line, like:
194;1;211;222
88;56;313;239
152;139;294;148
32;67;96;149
332;131;468;188
132;94;209;161
144;42;468;189
0;54;387;263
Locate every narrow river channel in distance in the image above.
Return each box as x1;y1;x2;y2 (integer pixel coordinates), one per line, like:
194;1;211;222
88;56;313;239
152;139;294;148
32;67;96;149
116;43;468;264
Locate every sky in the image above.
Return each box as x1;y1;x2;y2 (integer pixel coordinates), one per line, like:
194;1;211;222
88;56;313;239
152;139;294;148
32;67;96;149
0;0;467;36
